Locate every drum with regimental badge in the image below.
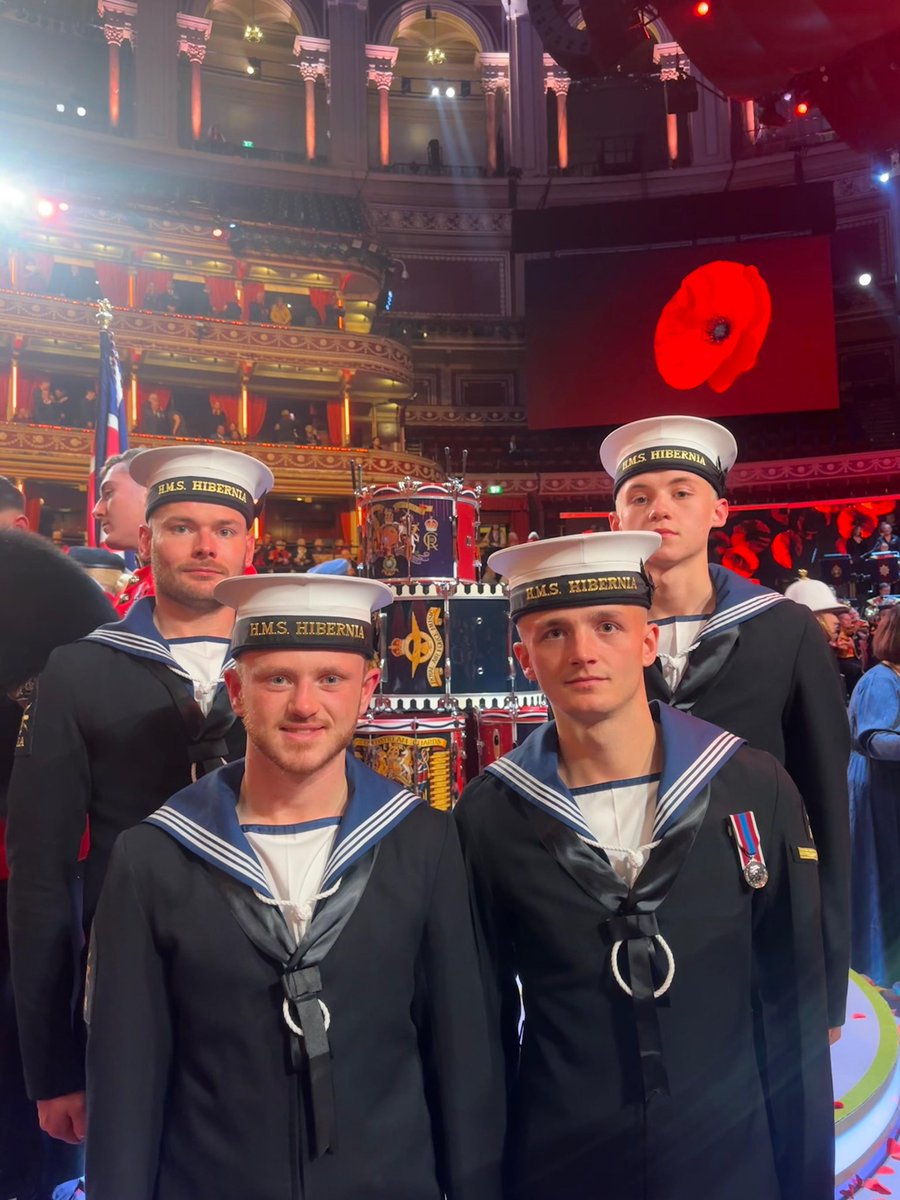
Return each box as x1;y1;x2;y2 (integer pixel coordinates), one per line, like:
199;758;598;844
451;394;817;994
360;480;480;584
377;583;543;710
868;553;900;589
472;704;549;774
352;714;466;811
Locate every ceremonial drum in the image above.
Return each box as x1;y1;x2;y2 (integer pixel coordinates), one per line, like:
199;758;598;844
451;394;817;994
822;554;853;597
352;715;466;811
360;482;479;584
377;584;542;710
473;705;549;772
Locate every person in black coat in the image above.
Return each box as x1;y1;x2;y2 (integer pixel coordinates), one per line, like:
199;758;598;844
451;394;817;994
601;416;850;1037
6;446;273;1148
85;574;502;1200
0;530;112;1200
456;531;833;1200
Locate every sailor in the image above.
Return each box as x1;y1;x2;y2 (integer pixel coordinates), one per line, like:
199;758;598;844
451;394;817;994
600;415;850;1036
85;573;502;1200
455;531;833;1200
6;445;273;1147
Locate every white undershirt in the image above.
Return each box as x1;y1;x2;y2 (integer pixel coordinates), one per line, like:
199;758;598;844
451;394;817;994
239;817;340;945
654;615;710;691
572;776;661;887
167;637;231;715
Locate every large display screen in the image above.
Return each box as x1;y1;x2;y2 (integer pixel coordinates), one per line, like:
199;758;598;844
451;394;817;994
525;235;839;429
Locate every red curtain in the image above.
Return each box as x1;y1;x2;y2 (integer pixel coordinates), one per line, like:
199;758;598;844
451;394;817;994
17;371;52;421
206;276;236;313
309;288;334;324
95;261;129;307
209;393;240;430
325;401;342;446
0;368;8;417
247;393;267;439
0;251;11;289
135;268;172;309
242;281;265;320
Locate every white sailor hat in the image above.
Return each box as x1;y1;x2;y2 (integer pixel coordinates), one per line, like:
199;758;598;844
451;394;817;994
783;572;849;615
214;573;394;657
489;531;661;622
130;445;274;525
599;415;738;498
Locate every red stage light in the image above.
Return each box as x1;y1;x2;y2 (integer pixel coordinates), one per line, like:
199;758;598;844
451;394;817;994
795;100;810;116
694;1;710;15
35;198;56;218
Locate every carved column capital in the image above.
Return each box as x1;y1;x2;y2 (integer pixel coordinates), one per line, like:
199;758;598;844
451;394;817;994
478;51;510;94
365;43;398;90
177;13;212;63
98;0;136;46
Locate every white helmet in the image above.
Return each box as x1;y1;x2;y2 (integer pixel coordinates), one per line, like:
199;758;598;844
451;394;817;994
784;571;848;614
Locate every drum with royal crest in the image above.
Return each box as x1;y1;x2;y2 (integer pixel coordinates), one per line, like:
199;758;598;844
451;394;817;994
360;480;479;584
352;714;466;811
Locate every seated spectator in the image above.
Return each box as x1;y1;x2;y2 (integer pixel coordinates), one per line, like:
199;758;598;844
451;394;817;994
201;398;227;440
248;299;269;323
138;393;173;437
370;435;384;451
311;537;327;565
293;538;313;571
220;300;242;321
160;285;179;315
273;408;299;443
269;296;292;326
267;539;293;573
252;533;274;573
303;423;321;446
51;386;71;426
226;422;244;442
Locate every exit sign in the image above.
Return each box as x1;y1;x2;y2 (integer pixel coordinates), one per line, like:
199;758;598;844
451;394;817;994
487;484;504;495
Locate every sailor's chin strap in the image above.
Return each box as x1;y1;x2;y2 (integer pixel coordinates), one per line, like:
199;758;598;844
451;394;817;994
605;911;674;1101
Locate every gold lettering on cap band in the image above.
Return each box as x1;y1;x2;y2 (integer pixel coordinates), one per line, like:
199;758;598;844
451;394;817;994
613;444;726;496
510;571;652;617
147;476;255;519
233;615;373;656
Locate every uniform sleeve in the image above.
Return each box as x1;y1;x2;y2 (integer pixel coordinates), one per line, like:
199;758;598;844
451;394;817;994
783;609;851;1027
6;653;91;1098
753;757;834;1200
413;816;504;1200
454;782;522;1121
85;833;172;1200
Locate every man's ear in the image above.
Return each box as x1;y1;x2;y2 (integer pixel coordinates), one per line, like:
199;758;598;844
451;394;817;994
137;522;152;562
243;530;255;569
711;496;729;531
609;510;622;531
513;639;535;680
358;664;381;717
224;666;244;716
642;621;659;668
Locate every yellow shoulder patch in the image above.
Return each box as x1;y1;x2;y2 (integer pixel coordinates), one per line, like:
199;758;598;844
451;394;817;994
797;846;818;862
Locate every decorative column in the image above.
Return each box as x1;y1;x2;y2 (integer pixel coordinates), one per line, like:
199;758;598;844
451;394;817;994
478;54;509;176
133;0;180;144
325;0;368;171
177;14;212;143
238;361;254;439
340;369;353;446
98;0;136;130
6;335;24;422
544;57;571;170
127;348;143;430
505;0;547;176
365;45;398;168
294;37;330;162
653;42;691;166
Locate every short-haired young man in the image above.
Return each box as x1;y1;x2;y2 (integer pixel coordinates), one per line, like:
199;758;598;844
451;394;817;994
86;574;501;1200
602;416;850;1038
0;476;29;532
455;532;833;1200
7;445;273;1146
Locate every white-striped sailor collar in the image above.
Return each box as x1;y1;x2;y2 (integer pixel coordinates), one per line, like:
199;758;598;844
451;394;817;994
144;753;422;896
696;565;786;643
83;596;236;682
485;700;744;842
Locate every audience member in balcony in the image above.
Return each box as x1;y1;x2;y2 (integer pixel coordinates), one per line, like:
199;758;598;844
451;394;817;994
294;538;313;571
267;539;293;573
160;285;179;315
20;259;46;294
51;387;72;426
195;286;213;318
138;393;174;438
252;533;274;573
273;408;300;444
370;435;384;451
303;423;321;446
76;386;98;430
220;299;242;321
32;383;63;426
226;422;244;442
269;296;292;327
248;298;269;323
195;398;227;440
142;283;160;312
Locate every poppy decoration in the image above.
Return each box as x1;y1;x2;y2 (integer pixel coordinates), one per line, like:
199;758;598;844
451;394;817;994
654;261;773;394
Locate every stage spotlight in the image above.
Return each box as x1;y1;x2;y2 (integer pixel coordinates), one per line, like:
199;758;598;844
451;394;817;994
35;198;56;218
55;102;65;113
212;227;224;238
782;92;792;102
58;201;69;212
431;85;440;97
0;184;25;208
246;57;261;76
694;1;710;14
445;85;455;97
76;105;86;117
857;272;873;287
794;100;809;116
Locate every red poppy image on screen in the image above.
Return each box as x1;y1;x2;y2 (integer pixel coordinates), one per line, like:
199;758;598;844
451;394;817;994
653;261;772;393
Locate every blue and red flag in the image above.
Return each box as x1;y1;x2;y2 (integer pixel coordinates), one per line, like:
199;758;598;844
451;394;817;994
86;323;127;547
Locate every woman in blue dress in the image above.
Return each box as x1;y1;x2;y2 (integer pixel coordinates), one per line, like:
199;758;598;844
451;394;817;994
849;605;900;983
